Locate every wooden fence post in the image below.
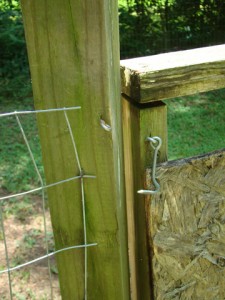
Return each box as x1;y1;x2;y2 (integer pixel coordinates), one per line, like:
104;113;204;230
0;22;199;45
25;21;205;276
21;1;130;299
121;56;168;299
122;98;167;299
121;44;225;299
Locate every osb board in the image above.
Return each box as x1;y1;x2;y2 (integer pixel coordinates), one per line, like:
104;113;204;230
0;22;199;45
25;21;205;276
146;149;225;300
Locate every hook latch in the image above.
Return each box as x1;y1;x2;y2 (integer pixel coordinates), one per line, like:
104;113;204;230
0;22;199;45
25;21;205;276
138;136;162;195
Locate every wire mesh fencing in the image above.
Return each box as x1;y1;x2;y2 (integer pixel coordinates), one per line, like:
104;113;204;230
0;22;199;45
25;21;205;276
0;107;97;300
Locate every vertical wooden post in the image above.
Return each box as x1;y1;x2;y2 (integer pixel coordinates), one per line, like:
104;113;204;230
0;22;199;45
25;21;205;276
21;1;130;299
122;98;167;299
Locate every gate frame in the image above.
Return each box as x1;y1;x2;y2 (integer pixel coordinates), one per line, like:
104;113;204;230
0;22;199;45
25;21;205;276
121;44;225;299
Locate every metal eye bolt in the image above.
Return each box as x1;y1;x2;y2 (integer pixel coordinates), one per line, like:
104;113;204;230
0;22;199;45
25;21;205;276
138;136;162;195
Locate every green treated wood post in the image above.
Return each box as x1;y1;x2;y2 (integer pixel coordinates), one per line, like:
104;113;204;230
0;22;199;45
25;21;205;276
122;99;167;299
21;1;130;299
121;52;168;299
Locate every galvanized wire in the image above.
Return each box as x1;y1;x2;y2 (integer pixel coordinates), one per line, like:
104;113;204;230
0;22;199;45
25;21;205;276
15;113;54;299
0;107;97;299
64;110;88;299
0;205;13;298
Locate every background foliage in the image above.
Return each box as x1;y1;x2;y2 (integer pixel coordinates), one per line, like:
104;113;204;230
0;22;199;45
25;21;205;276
119;0;225;58
2;0;225;89
0;0;31;101
1;0;225;193
0;0;37;192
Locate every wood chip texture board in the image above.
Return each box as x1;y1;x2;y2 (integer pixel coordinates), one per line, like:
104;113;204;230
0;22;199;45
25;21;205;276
146;149;225;300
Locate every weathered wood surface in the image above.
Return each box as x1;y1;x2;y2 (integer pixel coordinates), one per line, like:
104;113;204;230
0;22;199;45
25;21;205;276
21;1;130;299
122;100;168;299
146;149;225;299
122;99;168;299
120;44;225;103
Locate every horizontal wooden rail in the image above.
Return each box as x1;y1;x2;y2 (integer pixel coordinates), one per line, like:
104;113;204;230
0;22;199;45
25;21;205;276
121;44;225;103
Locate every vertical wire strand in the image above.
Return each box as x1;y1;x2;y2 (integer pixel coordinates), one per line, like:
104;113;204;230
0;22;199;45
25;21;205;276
15;114;54;299
63;111;82;173
0;204;13;299
64;111;88;299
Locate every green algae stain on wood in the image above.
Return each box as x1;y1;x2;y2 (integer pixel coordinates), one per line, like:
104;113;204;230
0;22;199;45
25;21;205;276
21;1;130;299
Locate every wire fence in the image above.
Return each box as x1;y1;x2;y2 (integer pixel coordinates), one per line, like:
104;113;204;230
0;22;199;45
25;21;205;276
0;107;97;299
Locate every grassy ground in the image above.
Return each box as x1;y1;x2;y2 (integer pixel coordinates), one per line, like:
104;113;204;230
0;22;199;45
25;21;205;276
0;97;60;299
1;89;225;193
165;88;225;160
1;85;225;299
0;97;44;193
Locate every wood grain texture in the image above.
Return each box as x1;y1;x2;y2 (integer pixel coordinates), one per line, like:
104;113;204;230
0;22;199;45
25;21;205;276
123;98;151;300
146;149;225;299
120;44;225;103
21;1;130;299
122;99;167;299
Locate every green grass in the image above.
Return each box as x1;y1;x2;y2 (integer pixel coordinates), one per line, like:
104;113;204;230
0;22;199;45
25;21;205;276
165;88;225;160
1;89;225;193
3;196;34;221
0;97;44;193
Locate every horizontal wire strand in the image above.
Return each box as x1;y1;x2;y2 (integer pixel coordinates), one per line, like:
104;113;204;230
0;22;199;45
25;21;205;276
0;106;97;299
0;175;96;201
15;114;54;299
0;106;81;118
64;111;88;299
0;243;97;275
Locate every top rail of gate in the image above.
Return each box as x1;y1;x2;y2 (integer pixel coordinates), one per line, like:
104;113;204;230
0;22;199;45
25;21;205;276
120;44;225;103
